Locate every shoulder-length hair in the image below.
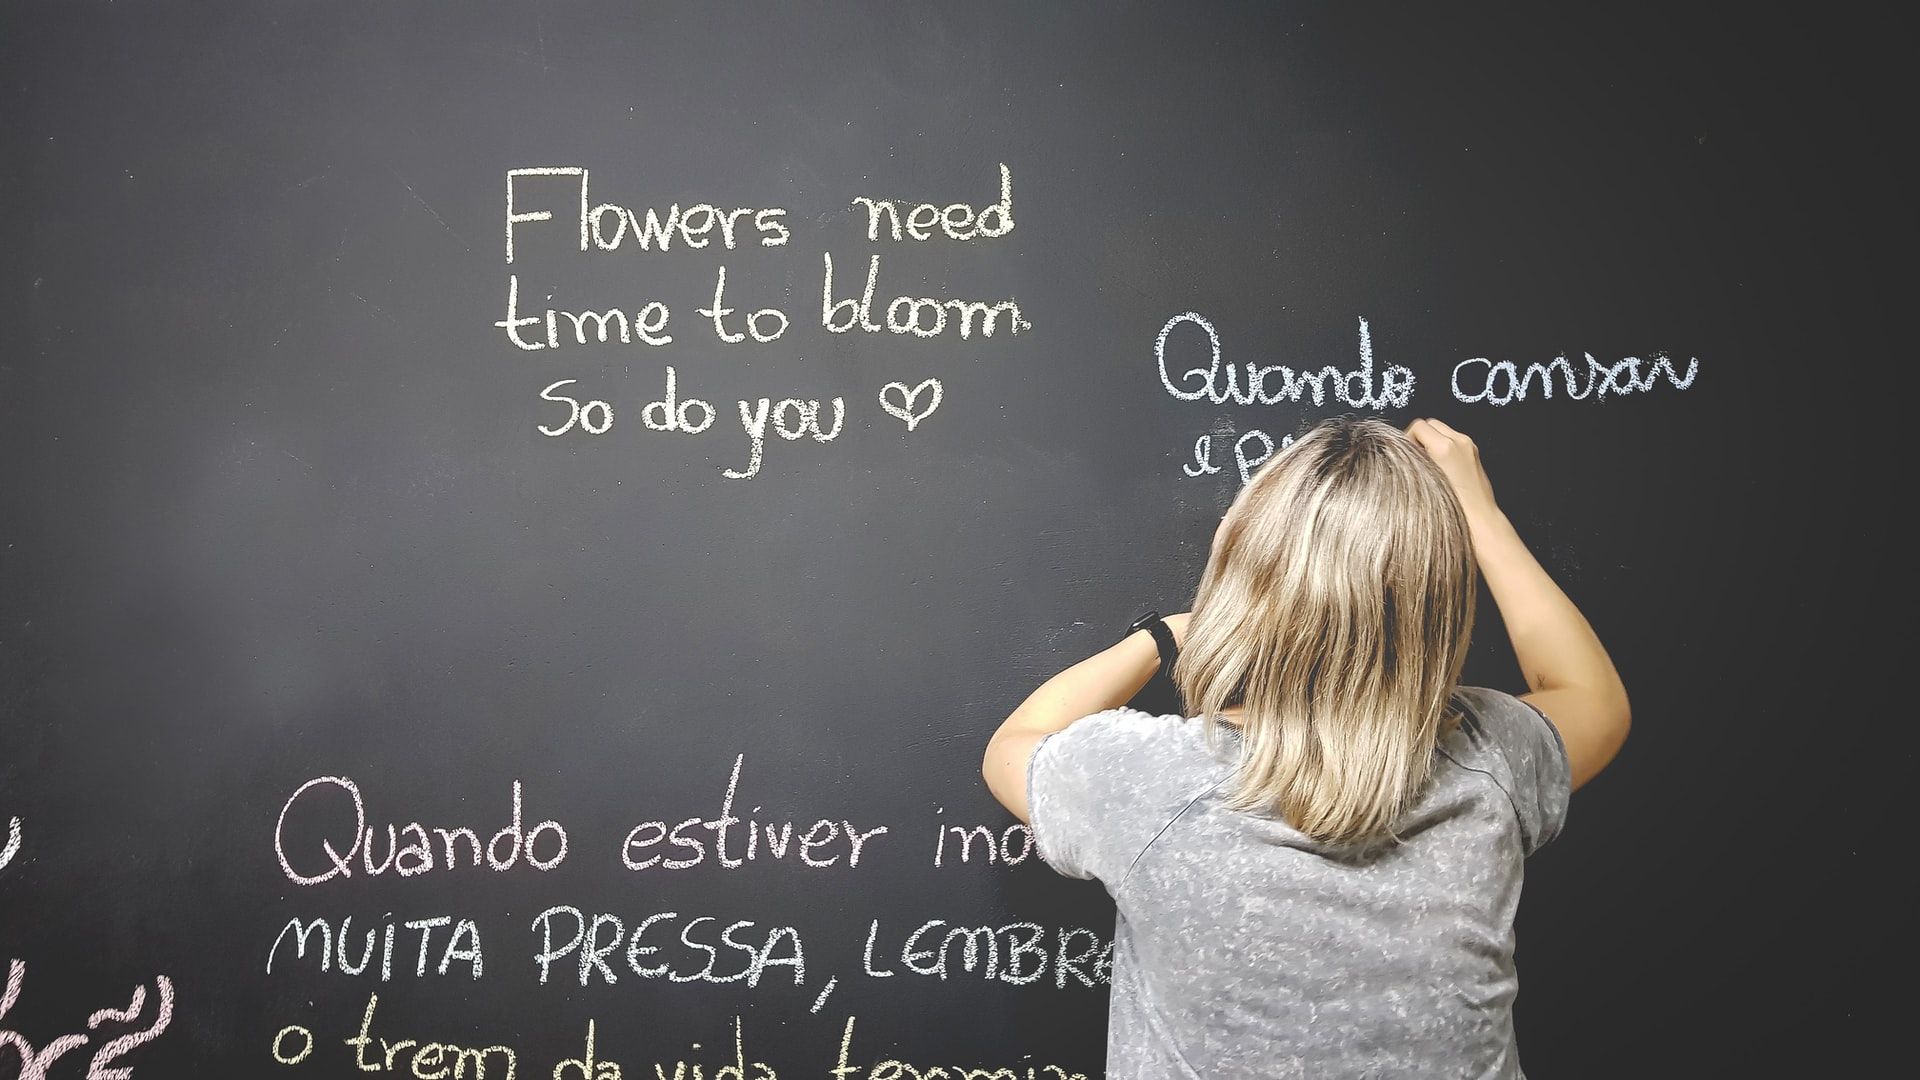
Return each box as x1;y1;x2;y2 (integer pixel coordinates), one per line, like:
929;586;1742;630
1174;415;1477;849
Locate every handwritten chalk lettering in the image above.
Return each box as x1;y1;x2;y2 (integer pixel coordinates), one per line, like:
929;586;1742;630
267;913;484;981
649;1016;774;1080
539;379;615;436
877;379;942;431
553;1020;616;1080
504;167;585;264
831;1016;1090;1080
344;992;517;1078
275;776;567;885
1182;426;1297;485
931;821;1032;867
495;274;674;352
859;921;1111;988
641;367;716;433
0;816;17;871
821;253;1031;339
1182;434;1223;477
1450;351;1700;405
723;396;846;480
1231;429;1277;485
700;266;790;344
620;754;889;870
505;167;789;262
554;1016;773;1080
1156;313;1412;409
851;162;1016;242
530;906;805;990
1;960;175;1080
270;1024;314;1065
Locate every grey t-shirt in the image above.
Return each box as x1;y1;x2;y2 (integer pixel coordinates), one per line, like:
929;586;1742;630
1027;685;1572;1079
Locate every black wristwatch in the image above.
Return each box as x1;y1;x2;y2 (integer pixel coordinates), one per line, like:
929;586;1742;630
1127;610;1180;682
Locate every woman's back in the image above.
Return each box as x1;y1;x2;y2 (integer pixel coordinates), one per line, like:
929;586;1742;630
986;417;1628;1075
1028;685;1572;1079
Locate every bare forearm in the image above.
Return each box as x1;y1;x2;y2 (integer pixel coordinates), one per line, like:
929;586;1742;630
997;630;1162;739
1471;510;1627;708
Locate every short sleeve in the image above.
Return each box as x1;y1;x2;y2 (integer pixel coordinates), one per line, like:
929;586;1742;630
1026;707;1204;885
1453;686;1573;854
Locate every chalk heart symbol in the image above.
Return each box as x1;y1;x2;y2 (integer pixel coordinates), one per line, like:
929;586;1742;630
880;378;943;431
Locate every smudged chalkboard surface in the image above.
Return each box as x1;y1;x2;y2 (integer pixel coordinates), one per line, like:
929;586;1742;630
0;2;1894;1076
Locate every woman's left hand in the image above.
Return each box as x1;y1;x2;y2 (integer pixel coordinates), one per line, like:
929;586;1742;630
1163;611;1192;647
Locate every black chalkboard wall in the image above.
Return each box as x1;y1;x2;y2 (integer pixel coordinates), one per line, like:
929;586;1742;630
1;2;1899;1076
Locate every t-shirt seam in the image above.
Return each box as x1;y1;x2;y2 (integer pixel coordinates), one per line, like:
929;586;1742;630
1434;744;1535;853
1115;769;1234;898
1514;696;1571;846
1515;697;1567;753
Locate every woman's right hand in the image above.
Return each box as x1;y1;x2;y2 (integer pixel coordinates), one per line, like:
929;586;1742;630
1406;418;1501;526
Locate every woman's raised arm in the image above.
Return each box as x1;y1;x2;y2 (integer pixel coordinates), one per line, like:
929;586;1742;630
1408;418;1631;790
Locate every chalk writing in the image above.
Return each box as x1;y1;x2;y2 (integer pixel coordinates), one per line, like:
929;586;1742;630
931;815;1032;867
535;371;939;478
267;914;484;980
1;960;175;1079
275;776;568;885
530;907;805;989
821;254;1030;339
809;976;840;1015
1185;427;1296;485
504;167;788;262
534;370;889;478
491;163;1029;480
270;1025;313;1065
495;273;674;352
642;367;717;433
344;992;517;1078
860;921;1110;987
852;163;1016;243
0;816;18;872
548;1015;774;1080
724;395;847;480
618;755;889;871
1451;351;1699;405
699;266;789;344
878;379;943;431
1155;311;1704;485
1157;313;1411;409
539;380;615;436
832;1017;1089;1080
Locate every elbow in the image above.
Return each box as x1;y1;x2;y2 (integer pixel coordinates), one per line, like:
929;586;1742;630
981;726;1011;785
980;730;1016;814
1607;685;1632;756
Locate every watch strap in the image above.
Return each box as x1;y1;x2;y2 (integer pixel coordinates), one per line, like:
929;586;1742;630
1128;610;1180;682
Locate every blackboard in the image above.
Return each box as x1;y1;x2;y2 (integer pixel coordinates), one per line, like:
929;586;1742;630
1;3;1897;1076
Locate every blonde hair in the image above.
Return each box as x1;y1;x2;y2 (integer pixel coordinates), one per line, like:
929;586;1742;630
1174;416;1477;849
